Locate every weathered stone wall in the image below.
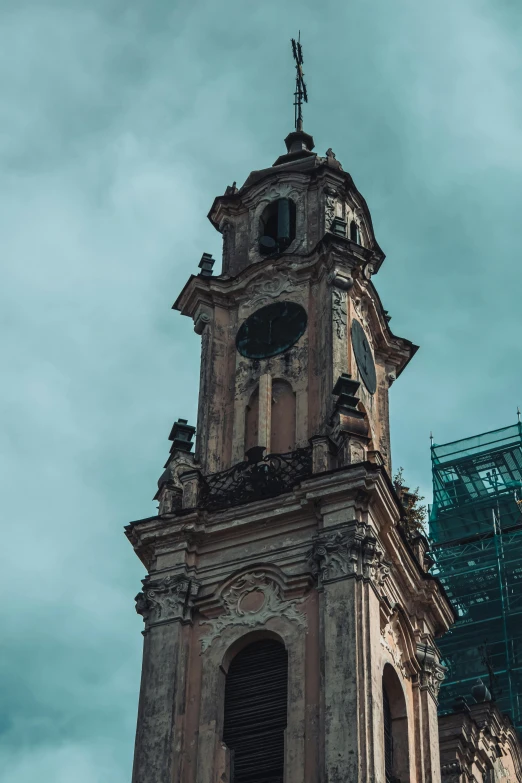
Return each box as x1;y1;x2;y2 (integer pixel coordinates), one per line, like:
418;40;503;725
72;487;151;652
128;464;453;783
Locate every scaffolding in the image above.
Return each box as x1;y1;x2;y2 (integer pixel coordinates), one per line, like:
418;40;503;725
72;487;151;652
429;422;522;731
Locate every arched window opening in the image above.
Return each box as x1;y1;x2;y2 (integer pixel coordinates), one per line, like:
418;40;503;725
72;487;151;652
350;219;361;245
223;639;288;783
245;386;259;454
259;199;296;254
270;379;296;454
382;664;410;783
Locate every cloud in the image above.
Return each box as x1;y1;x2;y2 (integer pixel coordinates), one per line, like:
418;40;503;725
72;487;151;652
1;0;521;778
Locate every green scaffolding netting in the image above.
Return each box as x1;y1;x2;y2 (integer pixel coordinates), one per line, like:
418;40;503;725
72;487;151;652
429;422;522;731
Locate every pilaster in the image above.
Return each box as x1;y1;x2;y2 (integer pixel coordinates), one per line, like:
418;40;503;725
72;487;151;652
132;574;200;783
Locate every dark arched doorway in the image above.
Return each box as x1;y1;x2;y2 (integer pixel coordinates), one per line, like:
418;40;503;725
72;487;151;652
383;663;410;783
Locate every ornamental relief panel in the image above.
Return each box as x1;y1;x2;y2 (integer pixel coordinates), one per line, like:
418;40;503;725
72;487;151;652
324;186;338;233
240;271;298;312
380;612;410;680
199;570;306;652
352;296;373;347
332;287;347;339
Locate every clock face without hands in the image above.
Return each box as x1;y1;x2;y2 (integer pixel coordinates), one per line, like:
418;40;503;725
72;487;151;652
351;319;377;394
236;301;308;359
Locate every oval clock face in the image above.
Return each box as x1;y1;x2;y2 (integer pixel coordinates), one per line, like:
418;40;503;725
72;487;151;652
236;301;307;359
351;319;377;394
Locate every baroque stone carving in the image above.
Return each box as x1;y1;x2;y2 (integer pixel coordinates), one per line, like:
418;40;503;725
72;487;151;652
332;288;347;339
244;272;296;310
199;571;306;651
380;612;409;679
324;186;338;232
353;296;373;345
308;526;390;586
135;574;200;627
416;643;446;699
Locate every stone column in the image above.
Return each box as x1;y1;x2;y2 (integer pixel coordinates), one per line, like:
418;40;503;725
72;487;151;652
132;574;200;783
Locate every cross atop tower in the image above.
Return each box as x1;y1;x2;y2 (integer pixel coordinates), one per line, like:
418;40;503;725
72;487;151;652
291;33;308;131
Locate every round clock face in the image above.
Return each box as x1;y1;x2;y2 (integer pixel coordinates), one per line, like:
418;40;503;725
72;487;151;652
236;301;307;359
351;319;377;394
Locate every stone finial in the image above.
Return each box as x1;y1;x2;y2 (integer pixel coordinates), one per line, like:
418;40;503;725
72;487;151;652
168;418;196;453
332;373;362;414
135;574;201;627
198;252;215;277
224;182;237;195
325;147;342;170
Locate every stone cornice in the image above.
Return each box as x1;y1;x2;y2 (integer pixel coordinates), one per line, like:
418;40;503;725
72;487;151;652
126;462;453;636
171;239;415;376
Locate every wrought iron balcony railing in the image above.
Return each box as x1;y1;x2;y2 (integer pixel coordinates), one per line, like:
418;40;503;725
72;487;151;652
199;446;313;513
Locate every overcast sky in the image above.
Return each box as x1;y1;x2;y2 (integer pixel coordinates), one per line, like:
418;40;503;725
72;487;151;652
2;0;522;780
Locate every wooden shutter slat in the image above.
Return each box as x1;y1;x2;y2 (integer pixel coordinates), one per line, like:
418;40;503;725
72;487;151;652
224;639;288;783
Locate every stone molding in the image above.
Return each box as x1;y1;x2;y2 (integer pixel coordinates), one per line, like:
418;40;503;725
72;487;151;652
199;570;306;652
135;573;201;628
308;524;390;587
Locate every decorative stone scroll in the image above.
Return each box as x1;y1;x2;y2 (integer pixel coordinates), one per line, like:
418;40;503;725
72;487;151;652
324;186;338;233
416;643;446;699
244;272;296;310
199;571;306;652
380;613;410;680
135;574;200;628
332;288;347;339
308;525;390;587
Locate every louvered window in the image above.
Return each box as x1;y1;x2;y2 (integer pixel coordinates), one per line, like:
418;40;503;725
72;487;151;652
383;685;394;783
223;639;288;783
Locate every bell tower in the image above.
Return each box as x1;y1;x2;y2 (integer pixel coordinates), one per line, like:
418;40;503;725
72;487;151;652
126;42;454;783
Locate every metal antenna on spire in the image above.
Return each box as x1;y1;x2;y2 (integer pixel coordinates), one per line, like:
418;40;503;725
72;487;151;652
291;32;308;132
517;407;521;424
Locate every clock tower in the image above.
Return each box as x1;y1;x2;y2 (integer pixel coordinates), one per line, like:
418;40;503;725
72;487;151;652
126;86;454;783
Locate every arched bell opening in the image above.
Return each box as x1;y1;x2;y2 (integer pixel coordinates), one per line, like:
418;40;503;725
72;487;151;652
382;663;410;783
349;219;361;245
259;198;296;254
223;637;288;783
